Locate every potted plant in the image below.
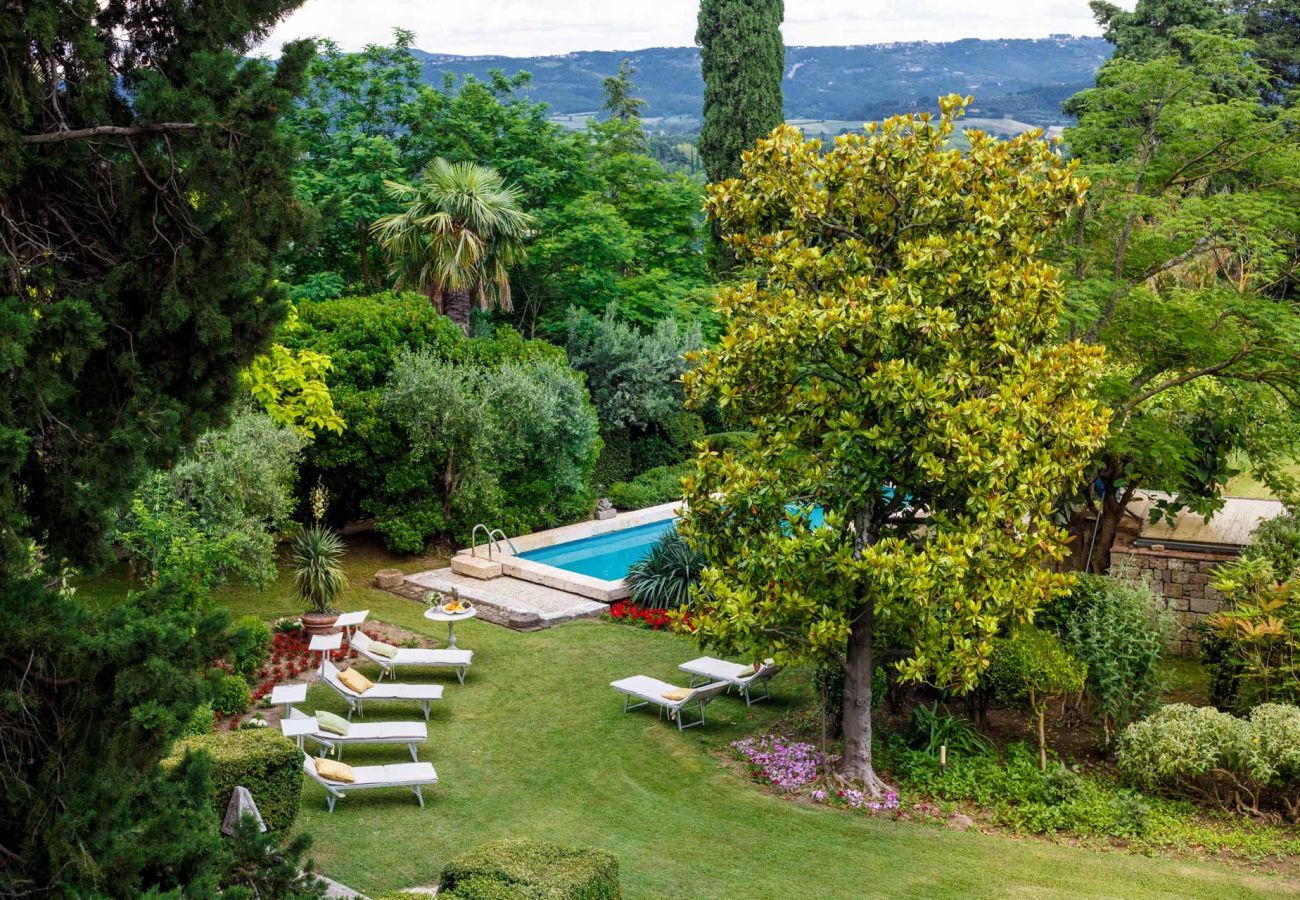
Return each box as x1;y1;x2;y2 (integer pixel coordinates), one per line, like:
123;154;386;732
292;525;347;634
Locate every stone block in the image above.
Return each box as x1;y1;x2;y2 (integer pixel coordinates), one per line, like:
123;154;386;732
1172;570;1189;584
1189;596;1222;615
451;554;503;580
374;568;405;589
1168;558;1184;570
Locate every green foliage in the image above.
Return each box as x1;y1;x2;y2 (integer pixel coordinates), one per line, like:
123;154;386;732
988;628;1088;769
280;34;707;336
0;2;311;575
168;728;304;833
112;408;306;589
373;158;535;333
696;0;786;185
212;672;252;716
565;305;700;431
0;577;269;893
241;319;346;436
230;616;274;683
438;839;621;900
601;59;648;125
1089;0;1240;62
680;97;1108;785
1118;702;1300;819
378;350;600;551
292;527;348;615
1242;513;1300;578
1050;573;1172;740
608;464;691;511
183;702;217;739
1060;27;1300;570
220;814;328;899
908;702;993;758
625;530;705;610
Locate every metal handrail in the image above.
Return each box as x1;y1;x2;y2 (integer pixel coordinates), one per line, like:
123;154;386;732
469;524;517;559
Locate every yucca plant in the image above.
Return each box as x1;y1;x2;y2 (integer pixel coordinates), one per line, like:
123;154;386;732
292;525;347;614
625;529;706;611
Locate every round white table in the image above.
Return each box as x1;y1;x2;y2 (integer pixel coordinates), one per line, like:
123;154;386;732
423;607;477;648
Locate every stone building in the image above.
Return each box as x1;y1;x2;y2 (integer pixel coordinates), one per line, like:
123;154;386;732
1107;495;1283;654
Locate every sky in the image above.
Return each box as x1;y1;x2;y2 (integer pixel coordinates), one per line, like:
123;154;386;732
259;0;1130;57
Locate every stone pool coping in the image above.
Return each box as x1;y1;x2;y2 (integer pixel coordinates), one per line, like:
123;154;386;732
456;501;682;602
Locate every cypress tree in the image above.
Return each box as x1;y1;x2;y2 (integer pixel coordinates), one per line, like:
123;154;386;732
696;0;785;186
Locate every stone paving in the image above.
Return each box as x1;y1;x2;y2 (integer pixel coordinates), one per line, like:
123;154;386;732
394;568;607;631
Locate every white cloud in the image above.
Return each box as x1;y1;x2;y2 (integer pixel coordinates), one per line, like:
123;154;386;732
257;0;1123;57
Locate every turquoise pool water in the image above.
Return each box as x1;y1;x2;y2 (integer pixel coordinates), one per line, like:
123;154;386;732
516;505;827;581
518;518;676;581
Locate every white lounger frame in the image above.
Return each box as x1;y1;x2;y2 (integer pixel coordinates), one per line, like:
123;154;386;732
679;657;783;706
302;755;438;812
610;676;730;730
282;708;426;761
321;660;443;720
351;631;473;684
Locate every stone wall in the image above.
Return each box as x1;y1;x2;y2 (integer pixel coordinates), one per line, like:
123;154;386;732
1108;544;1234;654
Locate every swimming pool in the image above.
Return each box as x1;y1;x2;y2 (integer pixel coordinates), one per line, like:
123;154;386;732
517;518;676;581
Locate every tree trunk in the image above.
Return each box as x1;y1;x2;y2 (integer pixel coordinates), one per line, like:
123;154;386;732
357;217;372;292
444;288;473;335
1085;478;1134;574
838;602;893;796
1034;693;1047;772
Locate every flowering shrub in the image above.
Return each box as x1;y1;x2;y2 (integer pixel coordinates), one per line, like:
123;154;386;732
732;736;824;792
731;734;905;816
247;628;314;707
607;600;694;631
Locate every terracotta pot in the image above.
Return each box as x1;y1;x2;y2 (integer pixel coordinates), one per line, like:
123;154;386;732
301;610;340;636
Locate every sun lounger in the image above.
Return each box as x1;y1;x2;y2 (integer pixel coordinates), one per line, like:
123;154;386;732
678;656;783;705
302;755;438;812
281;708;428;761
321;659;444;720
351;630;473;684
610;675;729;730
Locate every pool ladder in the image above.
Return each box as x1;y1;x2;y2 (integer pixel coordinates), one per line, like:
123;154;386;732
469;524;518;559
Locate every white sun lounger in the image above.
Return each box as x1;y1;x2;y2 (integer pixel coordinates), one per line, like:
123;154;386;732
351;630;473;684
679;657;783;706
281;708;428;761
321;659;444;720
610;676;730;730
302;755;438;812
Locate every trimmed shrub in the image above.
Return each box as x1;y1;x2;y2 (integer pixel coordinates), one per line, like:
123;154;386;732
1118;702;1300;819
591;427;633;493
703;430;753;453
212;672;251;716
166;728;303;832
607;463;689;511
439;839;620;899
181;701;216;738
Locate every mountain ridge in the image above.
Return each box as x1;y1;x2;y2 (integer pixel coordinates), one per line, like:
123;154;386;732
408;36;1112;134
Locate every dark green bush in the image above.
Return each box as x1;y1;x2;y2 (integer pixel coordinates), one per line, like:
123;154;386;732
608;463;690;511
166;729;303;832
628;411;704;472
1050;573;1172;741
439;839;620;899
212;672;251;716
182;702;216;738
591;427;633;493
703;430;753;453
625;529;704;610
1242;512;1300;577
229;615;273;681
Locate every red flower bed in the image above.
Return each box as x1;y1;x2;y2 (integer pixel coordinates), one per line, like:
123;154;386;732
607;601;694;631
248;628;315;705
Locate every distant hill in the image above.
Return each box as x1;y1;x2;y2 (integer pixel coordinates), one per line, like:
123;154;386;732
412;37;1111;135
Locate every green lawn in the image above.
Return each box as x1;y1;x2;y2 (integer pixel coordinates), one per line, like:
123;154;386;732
83;552;1300;899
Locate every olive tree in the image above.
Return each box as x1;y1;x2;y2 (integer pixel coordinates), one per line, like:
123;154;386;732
679;97;1109;793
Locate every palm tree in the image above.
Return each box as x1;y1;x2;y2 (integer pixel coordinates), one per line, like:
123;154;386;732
372;158;534;334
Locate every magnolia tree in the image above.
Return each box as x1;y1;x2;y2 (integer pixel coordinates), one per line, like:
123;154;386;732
678;97;1110;793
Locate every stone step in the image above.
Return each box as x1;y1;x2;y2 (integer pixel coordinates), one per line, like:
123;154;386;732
402;568;607;632
450;553;502;580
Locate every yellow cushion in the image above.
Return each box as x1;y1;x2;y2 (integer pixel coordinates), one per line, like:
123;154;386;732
338;667;373;694
662;688;692;702
314;757;355;783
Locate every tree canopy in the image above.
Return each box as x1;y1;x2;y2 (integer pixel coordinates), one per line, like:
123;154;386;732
680;98;1109;792
1060;29;1300;570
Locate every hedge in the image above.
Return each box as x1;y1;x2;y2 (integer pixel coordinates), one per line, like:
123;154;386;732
438;839;620;899
608;463;690;511
165;728;302;832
